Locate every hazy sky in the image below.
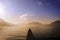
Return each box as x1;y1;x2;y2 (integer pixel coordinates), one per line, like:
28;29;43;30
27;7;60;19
0;0;60;24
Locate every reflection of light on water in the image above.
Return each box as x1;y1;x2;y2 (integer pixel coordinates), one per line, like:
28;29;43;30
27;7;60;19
1;25;28;35
0;24;53;40
0;25;28;40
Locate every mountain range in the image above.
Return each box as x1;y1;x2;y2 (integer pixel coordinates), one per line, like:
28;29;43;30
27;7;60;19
0;18;11;26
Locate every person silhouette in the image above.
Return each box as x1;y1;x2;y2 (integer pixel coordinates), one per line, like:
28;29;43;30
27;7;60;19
26;28;35;40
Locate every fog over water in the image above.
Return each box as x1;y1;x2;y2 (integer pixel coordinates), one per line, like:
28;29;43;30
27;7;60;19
0;24;53;40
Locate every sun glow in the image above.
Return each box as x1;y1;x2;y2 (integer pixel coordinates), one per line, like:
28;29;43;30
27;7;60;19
0;2;6;18
0;3;4;13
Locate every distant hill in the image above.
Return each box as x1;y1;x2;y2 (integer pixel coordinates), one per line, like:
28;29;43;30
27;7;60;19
27;22;42;26
50;20;60;37
50;20;60;26
0;18;11;26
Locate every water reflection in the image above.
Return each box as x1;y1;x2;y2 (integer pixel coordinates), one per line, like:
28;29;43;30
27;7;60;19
0;25;28;40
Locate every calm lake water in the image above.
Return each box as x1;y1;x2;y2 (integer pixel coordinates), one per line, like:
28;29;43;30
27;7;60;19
0;25;28;40
0;24;52;40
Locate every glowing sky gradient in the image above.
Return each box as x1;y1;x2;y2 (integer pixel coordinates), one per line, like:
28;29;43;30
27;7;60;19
0;0;60;24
